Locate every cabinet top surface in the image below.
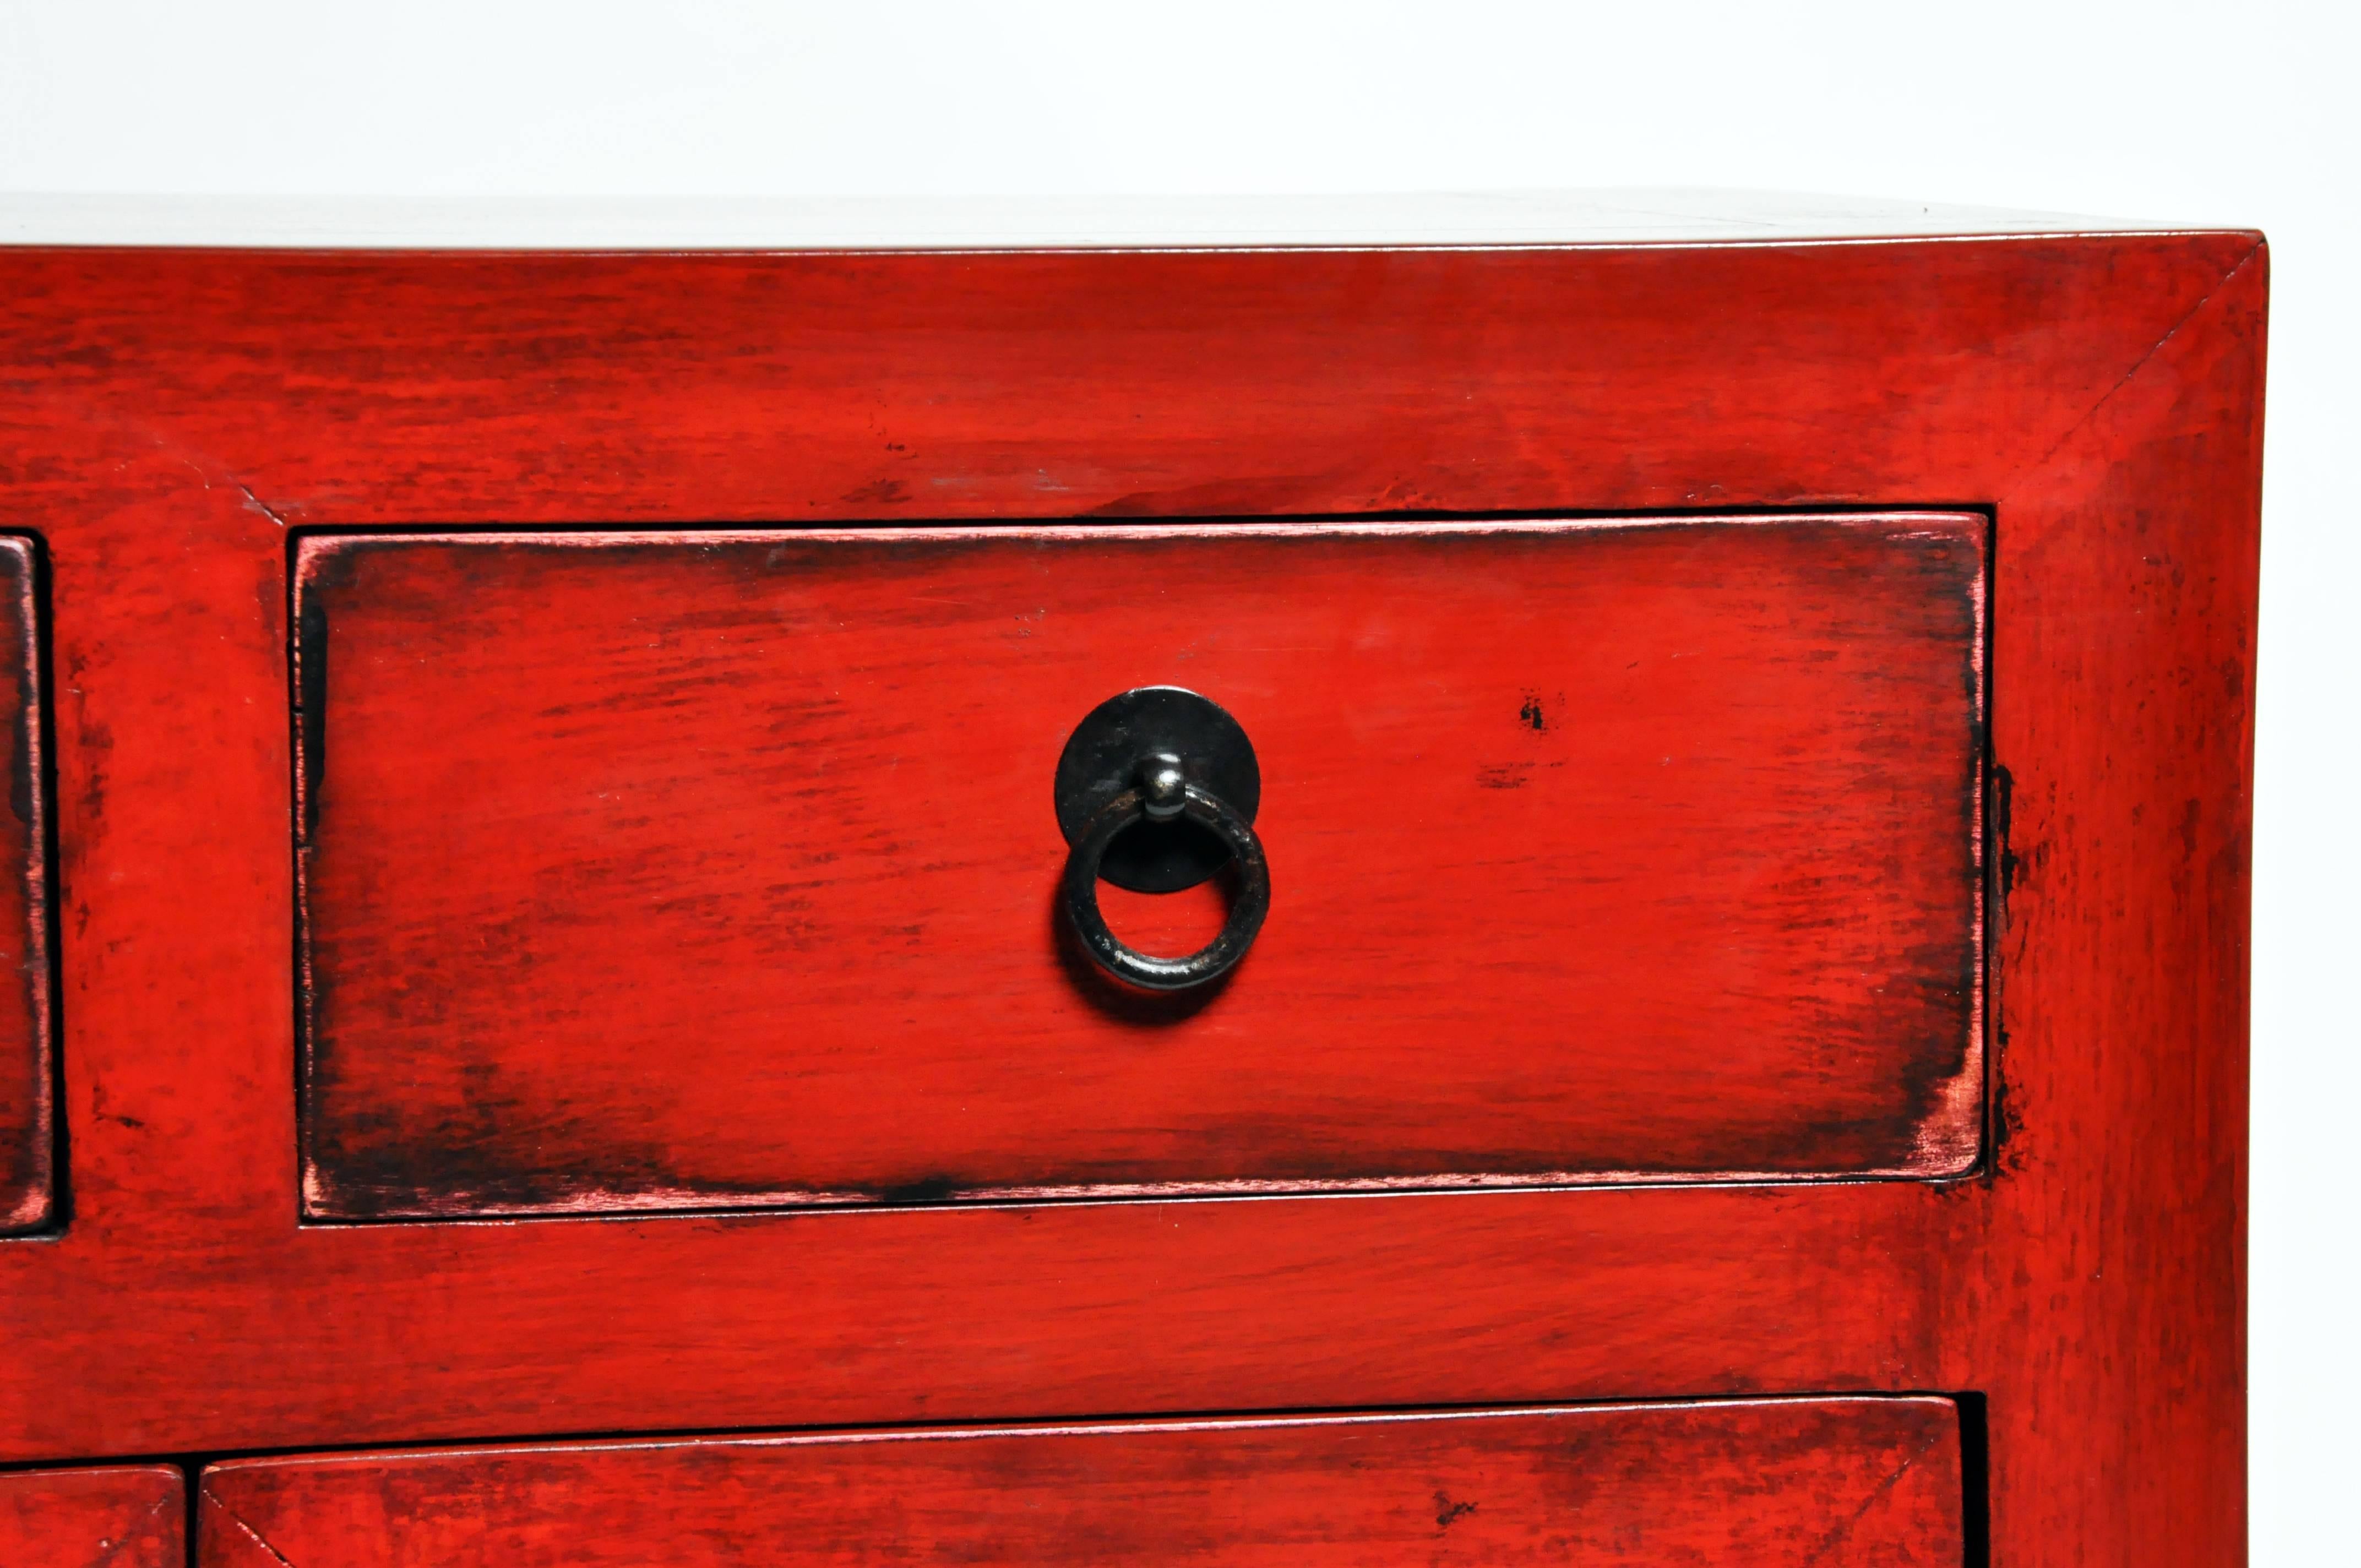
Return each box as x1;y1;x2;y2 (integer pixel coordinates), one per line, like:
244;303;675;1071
0;187;2246;251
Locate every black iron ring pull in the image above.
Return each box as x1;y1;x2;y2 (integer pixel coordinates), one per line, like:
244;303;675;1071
1060;761;1271;991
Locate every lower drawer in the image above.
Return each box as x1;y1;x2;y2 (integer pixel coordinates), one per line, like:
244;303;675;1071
199;1398;1963;1566
0;1466;183;1568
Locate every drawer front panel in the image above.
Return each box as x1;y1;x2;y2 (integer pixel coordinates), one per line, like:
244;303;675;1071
0;1467;184;1568
297;515;1986;1218
0;537;50;1233
200;1399;1964;1566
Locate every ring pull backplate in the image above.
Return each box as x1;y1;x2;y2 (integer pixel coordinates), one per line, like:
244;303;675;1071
1053;688;1270;991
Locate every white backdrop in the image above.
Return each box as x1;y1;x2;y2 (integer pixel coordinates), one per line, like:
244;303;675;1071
3;3;2351;1557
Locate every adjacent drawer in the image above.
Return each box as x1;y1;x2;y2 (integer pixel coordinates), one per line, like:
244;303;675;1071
0;537;51;1233
0;1466;183;1568
200;1399;1964;1566
296;515;1987;1219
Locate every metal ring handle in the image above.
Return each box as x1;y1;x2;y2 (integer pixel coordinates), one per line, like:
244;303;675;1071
1062;781;1270;992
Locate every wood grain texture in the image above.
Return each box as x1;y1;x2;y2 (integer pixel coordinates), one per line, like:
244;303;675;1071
296;516;1985;1218
0;227;2262;1568
0;536;52;1232
199;1400;1962;1567
0;1466;183;1568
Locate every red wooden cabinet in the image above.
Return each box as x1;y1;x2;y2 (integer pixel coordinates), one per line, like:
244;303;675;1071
0;1466;183;1568
0;193;2261;1566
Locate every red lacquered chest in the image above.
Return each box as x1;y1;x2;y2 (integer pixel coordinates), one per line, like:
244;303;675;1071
0;192;2261;1565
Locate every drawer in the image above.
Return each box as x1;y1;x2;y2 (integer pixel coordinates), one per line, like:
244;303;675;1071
0;537;51;1233
0;1466;183;1568
199;1398;1964;1566
295;514;1987;1219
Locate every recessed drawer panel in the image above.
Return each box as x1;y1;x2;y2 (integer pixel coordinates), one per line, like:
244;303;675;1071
0;537;51;1234
200;1400;1965;1567
296;515;1986;1219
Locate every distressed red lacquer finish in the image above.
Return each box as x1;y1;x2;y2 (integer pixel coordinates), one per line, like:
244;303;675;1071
0;214;2261;1568
0;535;52;1233
200;1400;1962;1567
0;1466;183;1568
296;515;1985;1218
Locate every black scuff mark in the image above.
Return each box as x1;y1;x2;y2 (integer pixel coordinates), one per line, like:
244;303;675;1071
1991;765;2017;905
875;1175;960;1205
840;478;911;505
